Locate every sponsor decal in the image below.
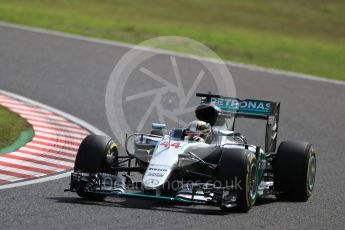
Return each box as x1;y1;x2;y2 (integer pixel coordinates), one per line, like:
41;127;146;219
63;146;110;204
210;97;271;113
148;167;168;172
147;172;164;177
145;165;169;182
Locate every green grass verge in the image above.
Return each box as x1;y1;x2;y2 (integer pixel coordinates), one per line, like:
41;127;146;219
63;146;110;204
0;105;34;154
0;0;344;80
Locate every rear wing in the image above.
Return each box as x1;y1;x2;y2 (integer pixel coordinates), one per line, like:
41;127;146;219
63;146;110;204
196;92;278;119
196;93;280;153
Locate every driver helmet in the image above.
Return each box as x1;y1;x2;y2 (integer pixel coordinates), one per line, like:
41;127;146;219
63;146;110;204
186;120;212;143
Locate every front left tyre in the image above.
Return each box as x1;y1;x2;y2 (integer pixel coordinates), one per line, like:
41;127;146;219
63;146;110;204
217;148;258;212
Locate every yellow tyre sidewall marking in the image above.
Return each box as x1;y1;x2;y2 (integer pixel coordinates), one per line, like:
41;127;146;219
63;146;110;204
107;143;118;156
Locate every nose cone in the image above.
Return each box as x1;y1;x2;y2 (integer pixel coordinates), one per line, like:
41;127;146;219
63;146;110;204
143;164;172;190
142;140;184;190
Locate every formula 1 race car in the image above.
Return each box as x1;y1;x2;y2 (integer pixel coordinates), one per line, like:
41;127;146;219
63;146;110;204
66;92;316;212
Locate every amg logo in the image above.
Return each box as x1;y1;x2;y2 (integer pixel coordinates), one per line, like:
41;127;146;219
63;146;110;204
149;168;167;172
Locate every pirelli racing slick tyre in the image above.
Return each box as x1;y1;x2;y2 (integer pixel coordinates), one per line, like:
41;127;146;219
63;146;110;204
218;148;258;213
274;141;316;202
74;135;118;200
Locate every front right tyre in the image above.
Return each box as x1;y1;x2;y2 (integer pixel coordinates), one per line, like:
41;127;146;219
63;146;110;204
74;135;118;201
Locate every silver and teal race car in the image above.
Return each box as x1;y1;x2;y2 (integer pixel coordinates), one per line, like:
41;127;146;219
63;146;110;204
66;92;316;212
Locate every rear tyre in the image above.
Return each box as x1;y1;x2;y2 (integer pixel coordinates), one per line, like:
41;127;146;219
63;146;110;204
274;141;316;201
218;149;258;212
74;135;118;200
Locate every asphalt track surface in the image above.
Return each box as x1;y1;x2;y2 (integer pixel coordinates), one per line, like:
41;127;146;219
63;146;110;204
0;25;344;230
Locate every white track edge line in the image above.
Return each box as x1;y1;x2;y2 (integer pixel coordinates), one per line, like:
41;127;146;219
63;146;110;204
0;89;109;190
1;21;344;86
